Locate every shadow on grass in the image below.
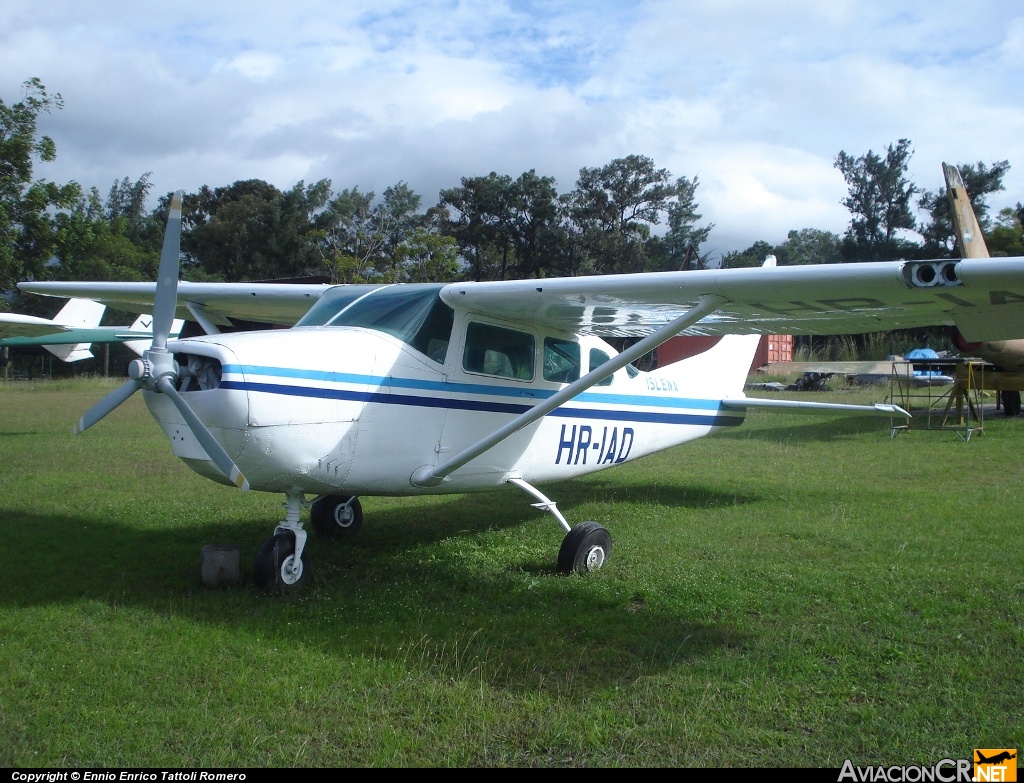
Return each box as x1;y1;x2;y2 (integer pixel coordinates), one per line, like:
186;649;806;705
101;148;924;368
1;490;743;692
550;476;761;509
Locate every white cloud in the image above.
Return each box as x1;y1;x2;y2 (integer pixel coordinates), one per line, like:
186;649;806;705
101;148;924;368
1;0;1022;262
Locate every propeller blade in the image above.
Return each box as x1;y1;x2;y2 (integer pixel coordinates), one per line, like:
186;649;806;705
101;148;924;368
73;378;140;435
156;377;250;492
151;191;184;352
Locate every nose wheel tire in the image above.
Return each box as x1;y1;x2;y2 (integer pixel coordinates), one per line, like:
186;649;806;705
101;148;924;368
311;495;363;536
557;521;612;575
254;532;310;592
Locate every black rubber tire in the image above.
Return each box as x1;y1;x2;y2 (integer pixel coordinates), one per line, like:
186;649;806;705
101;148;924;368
557;521;612;574
254;532;310;592
1001;390;1021;417
311;496;363;536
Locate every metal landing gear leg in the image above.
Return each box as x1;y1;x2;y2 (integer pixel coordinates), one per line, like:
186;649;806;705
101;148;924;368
507;477;612;575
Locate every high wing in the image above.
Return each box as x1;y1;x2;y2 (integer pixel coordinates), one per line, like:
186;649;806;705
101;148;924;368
438;257;1024;342
17;281;330;327
18;257;1024;342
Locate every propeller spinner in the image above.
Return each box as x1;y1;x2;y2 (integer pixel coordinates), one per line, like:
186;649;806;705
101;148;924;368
72;191;249;492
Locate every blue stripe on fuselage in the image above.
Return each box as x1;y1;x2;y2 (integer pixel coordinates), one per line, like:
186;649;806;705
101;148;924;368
221;363;727;410
218;377;743;427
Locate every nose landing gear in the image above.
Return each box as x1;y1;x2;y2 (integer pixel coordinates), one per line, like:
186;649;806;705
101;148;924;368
254;492;310;593
254;492;366;592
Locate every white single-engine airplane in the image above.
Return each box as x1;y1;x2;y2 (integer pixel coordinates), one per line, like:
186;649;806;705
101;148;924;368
20;192;1024;591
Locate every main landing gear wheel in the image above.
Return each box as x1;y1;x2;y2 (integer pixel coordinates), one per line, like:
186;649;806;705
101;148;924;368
557;521;612;575
311;495;363;536
1001;390;1022;417
254;532;310;592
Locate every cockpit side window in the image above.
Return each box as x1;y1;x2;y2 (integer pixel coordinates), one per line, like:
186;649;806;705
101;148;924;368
410;298;455;363
463;322;535;380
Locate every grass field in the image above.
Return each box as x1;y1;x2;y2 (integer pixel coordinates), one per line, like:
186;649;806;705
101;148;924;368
0;378;1021;767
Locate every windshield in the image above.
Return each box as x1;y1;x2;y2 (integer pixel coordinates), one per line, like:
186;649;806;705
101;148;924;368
296;284;454;363
296;285;385;326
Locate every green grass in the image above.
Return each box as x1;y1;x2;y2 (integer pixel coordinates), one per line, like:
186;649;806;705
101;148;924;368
0;379;1021;766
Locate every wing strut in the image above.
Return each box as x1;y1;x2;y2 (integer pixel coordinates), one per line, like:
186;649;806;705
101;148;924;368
410;293;728;488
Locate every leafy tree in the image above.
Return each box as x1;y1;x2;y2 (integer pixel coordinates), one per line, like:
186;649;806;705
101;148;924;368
917;160;1010;257
314;182;453;283
987;207;1024;257
438;170;567;281
834;139;918;261
183;179;330;281
721;229;842;269
104;173;165;252
505;170;563;279
721;240;775;269
373;182;429;280
51;195;159;282
646;175;714;271
774;228;842;265
438;172;515;281
0;78;81;301
314;186;379;283
562;154;679;275
392;229;459;282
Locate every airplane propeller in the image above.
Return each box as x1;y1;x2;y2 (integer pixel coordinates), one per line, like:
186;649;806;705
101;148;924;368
72;192;249;492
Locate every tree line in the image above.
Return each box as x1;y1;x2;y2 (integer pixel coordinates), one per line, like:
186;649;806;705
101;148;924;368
4;78;1024;321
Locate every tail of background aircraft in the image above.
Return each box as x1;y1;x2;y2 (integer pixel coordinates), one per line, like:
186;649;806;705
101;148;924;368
944;162;990;259
44;298;106;363
944;162;1024;380
122;314;184;356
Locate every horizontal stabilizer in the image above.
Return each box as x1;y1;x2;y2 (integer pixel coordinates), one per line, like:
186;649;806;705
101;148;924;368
44;343;95;363
722;397;911;418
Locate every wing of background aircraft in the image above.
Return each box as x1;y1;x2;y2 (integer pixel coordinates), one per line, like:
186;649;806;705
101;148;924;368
19;257;1024;343
18;281;329;328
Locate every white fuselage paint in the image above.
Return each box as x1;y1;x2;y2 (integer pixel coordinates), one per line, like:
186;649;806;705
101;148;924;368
144;324;757;496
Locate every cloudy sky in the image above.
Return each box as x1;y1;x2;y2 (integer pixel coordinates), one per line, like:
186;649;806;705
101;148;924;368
2;0;1022;263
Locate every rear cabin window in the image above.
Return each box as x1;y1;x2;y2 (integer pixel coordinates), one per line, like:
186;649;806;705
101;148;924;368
589;348;614;386
463;322;535;380
544;337;580;383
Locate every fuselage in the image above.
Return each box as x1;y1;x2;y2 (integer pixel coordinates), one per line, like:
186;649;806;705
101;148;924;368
144;284;751;495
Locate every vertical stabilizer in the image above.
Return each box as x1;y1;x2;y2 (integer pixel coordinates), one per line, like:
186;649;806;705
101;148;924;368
943;162;990;258
44;298;106;362
54;298;106;328
943;163;1024;368
658;333;762;399
123;314;184;356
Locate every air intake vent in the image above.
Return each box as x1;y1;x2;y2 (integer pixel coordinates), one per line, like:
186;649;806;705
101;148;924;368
903;261;962;288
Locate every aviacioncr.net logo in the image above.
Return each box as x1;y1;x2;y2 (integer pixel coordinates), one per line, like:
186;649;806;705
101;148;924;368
838;758;973;782
974;749;1017;782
